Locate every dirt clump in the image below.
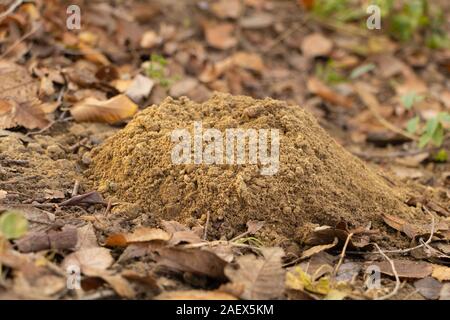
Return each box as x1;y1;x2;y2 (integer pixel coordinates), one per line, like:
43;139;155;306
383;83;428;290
89;93;421;241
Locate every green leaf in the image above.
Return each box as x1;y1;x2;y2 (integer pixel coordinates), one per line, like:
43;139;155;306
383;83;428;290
350;64;375;80
406;116;420;134
0;211;28;240
431;124;444;147
438;112;450;123
418;133;432;148
401;92;423;109
434;149;448;162
425;117;439;137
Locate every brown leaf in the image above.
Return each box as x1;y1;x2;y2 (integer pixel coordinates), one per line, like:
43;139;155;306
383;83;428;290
140;30;162;49
106;227;171;247
16;226;78;253
211;0;242;19
307;77;353;108
225;247;285;300
156;247;228;279
75;223;98;250
432;265;450;282
246;220;265;234
204;23;237;50
83;266;136;299
372;260;432;279
240;13;274;29
232;52;265;73
299;238;338;260
59;191;105;206
155;289;237;300
301;33;333;58
169;78;199;98
125;74;154;103
414;277;443;300
0;99;49;130
382;214;421;239
70;94;138;124
62;247;114;272
440;283;450;300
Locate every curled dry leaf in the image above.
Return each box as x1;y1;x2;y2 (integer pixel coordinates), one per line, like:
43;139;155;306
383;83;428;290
224;247;285;300
59;191;105;206
70;94;138;124
106;227;171;247
82;266;136;299
16;226;78;253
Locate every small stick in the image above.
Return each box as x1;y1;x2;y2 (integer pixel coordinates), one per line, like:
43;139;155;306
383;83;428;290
0;0;24;23
383;210;435;254
203;211;210;240
332;233;353;280
373;243;401;300
0;23;41;59
71;180;80;197
103;199;112;216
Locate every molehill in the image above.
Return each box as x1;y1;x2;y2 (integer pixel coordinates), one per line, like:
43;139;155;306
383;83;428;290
88;93;420;241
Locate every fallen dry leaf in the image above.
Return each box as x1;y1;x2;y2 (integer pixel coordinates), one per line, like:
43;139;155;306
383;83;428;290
204;23;237;50
140;30;162;49
414;277;443;300
232;52;265;73
125;74;154;102
70;94;138;124
225;247;285;300
62;247;114;272
301;33;333;58
59;191;105;206
169;77;199;98
16;226;78;253
371;260;432;279
82;266;136;299
211;0;242;19
156;247;228;279
106;227;171;247
432;265;450;282
299;238;338;260
240;13;274;29
0;99;49;130
307;77;353;108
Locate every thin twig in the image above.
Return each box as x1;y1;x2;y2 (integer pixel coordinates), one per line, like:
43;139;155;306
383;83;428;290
0;23;41;59
71;180;80;197
373;243;401;300
0;0;24;24
382;210;435;254
203;211;210;240
355;83;418;142
332;233;353;280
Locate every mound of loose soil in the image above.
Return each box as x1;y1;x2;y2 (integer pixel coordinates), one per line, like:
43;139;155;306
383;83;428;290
89;93;421;241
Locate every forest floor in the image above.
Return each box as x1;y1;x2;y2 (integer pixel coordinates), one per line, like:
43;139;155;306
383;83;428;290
0;0;449;300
